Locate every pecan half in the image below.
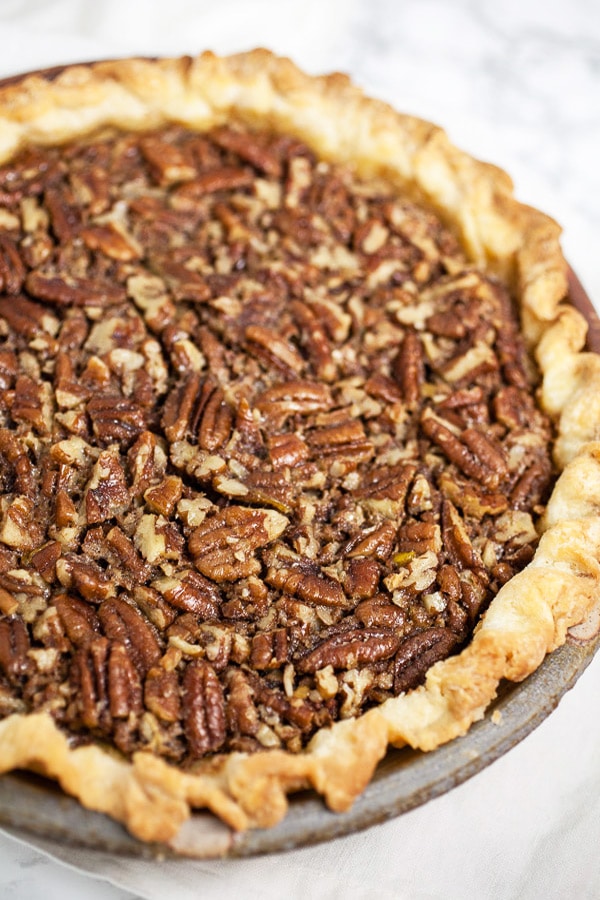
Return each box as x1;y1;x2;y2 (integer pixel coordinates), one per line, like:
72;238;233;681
154;570;221;619
172;167;254;202
394;628;460;694
297;627;401;673
70;637;109;730
26;271;127;307
392;331;424;407
266;560;350;608
250;629;289;670
54;594;100;647
182;659;227;757
97;596;161;675
0;618;31;682
188;507;289;582
421;410;501;488
0;235;26;294
108;641;143;718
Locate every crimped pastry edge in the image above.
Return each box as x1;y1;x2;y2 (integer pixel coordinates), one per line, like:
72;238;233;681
0;49;599;852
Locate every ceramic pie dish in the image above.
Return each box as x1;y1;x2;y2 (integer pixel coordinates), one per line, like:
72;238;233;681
0;51;600;858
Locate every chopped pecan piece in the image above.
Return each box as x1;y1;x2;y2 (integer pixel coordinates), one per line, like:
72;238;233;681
343;559;382;599
44;185;81;242
140;136;197;184
290;300;336;381
212;127;282;177
442;500;482;570
87;395;146;444
84;451;130;524
128;431;167;497
10;375;51;434
493;386;534;429
0;348;18;390
0;496;42;550
30;542;62;583
0;587;19;617
144;475;183;516
439;471;508;519
106;527;152;585
144;664;182;723
214;469;295;514
57;555;116;603
510;460;552;510
224;669;259;736
81;224;141;261
245;325;305;375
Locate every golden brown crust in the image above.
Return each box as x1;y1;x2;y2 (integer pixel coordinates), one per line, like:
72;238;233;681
0;49;598;852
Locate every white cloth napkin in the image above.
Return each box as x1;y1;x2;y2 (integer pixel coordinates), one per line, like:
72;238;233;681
0;3;599;898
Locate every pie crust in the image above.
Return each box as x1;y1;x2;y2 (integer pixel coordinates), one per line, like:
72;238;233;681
0;49;600;852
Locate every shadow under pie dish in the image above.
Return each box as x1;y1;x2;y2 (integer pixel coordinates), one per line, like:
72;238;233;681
1;50;600;857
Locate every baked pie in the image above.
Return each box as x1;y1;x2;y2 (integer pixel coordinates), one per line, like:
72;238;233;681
1;50;600;851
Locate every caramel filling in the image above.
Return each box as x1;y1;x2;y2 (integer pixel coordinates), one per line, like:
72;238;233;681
0;124;553;763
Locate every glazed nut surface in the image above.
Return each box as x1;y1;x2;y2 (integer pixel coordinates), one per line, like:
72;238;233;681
0;118;554;764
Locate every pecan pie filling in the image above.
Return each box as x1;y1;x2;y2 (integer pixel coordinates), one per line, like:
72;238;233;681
0;123;555;766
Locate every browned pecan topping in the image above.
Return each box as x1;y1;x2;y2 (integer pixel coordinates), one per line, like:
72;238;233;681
0;122;554;763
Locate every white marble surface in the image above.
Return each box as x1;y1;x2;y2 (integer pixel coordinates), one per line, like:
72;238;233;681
0;1;599;898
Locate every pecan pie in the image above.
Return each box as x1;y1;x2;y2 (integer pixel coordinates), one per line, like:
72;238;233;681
1;50;600;851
